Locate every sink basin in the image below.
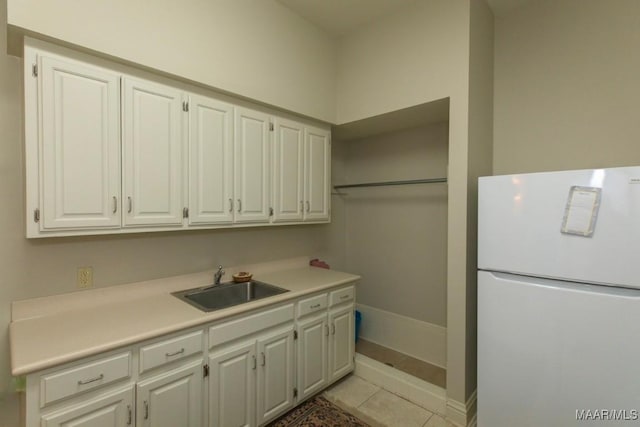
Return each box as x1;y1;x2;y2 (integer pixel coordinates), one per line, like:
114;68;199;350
172;280;289;312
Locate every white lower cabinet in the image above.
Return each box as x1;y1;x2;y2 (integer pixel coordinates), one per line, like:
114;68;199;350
136;361;203;427
328;305;355;382
295;286;355;403
40;385;134;427
209;327;295;427
296;313;328;401
256;328;295;425
26;284;356;427
209;341;256;427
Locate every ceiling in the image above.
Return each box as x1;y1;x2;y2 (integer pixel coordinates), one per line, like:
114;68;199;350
277;0;530;37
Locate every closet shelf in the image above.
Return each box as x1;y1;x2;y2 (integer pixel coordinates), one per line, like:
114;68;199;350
333;178;447;190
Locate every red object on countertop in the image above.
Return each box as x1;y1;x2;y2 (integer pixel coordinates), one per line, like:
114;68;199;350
309;259;330;269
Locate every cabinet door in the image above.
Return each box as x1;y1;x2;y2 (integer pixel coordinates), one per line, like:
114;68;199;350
328;306;355;382
123;77;184;227
256;329;294;425
234;107;271;223
296;314;328;401
188;94;234;225
41;385;134;427
40;55;121;230
136;361;203;427
209;341;256;427
272;119;304;223
303;126;330;222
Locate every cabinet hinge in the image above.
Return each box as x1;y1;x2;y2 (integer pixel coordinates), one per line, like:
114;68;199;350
32;64;38;77
182;101;189;112
33;208;40;223
269;207;274;217
293;330;298;340
269;122;274;131
203;364;209;378
293;387;298;398
183;207;189;218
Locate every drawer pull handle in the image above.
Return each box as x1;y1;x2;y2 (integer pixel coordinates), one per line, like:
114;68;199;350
331;324;336;335
144;400;149;420
77;373;104;385
261;352;266;366
325;325;330;336
310;303;321;309
127;405;132;425
252;355;257;370
165;348;185;357
340;295;350;300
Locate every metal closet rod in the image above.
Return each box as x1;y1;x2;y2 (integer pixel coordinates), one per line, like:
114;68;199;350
333;177;447;189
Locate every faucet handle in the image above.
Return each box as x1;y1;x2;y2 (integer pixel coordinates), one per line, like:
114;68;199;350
218;265;225;274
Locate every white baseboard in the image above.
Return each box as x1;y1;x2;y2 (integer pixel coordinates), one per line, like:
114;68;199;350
446;390;477;427
354;353;446;416
356;303;447;368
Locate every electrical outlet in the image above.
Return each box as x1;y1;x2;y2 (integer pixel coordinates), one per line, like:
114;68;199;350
77;267;93;288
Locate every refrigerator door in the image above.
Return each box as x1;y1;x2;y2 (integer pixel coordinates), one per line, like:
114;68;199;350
478;166;640;289
478;271;640;427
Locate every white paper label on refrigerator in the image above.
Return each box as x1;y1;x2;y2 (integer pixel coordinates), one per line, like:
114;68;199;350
561;186;601;237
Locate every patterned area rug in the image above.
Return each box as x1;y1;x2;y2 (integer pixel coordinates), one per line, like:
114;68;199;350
268;395;371;427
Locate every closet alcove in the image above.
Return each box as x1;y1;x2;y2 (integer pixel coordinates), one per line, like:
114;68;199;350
331;98;450;390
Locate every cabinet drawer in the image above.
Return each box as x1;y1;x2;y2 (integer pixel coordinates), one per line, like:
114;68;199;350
297;293;328;318
40;352;131;407
209;304;294;348
139;330;203;373
329;286;355;306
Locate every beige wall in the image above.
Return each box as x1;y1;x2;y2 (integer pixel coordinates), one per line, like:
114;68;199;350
7;0;337;123
335;0;469;125
493;0;640;174
340;123;449;327
0;1;339;397
336;0;475;406
464;0;494;403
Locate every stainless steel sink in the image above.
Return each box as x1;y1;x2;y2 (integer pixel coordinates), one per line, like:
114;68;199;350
172;280;289;312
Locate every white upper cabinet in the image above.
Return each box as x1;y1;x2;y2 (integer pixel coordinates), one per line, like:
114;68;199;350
234;107;271;223
304;126;330;222
272;119;304;223
122;77;185;227
273;121;331;223
39;54;121;230
188;94;234;225
24;39;330;237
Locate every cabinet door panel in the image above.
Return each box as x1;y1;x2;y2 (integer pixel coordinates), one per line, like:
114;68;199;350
256;329;294;425
40;55;120;230
297;314;328;401
41;385;133;427
123;77;184;226
209;341;256;427
329;306;355;382
234;108;270;223
304;127;330;222
272;119;303;223
189;94;234;225
137;361;203;427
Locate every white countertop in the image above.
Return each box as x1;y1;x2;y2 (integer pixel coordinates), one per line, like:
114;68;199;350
10;258;360;376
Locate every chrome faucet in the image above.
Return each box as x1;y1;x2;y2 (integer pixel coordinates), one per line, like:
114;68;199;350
214;265;225;285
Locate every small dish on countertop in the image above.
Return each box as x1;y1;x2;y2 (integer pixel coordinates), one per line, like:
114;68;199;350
232;272;253;283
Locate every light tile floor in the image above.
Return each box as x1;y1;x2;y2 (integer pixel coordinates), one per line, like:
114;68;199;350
324;374;456;427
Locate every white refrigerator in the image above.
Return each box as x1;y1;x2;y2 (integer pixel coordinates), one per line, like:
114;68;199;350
477;166;640;426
